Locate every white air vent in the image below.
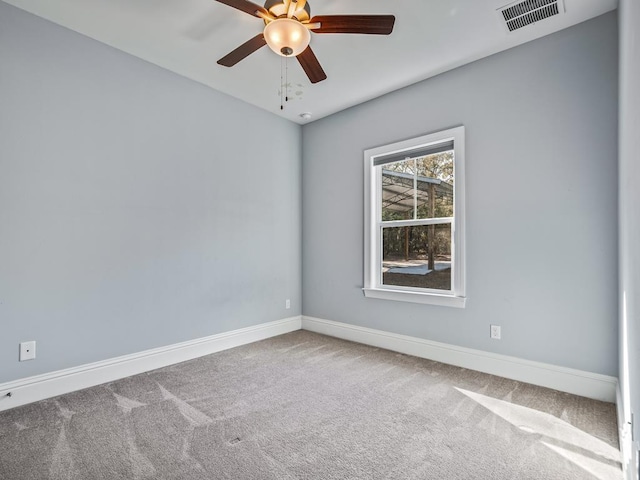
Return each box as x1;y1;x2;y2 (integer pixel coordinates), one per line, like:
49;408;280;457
499;0;563;32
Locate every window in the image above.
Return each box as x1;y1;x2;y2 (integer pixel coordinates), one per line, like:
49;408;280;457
363;126;466;307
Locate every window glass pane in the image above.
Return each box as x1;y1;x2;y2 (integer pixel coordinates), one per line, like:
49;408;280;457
415;152;454;220
382;224;452;291
381;160;415;221
380;152;454;222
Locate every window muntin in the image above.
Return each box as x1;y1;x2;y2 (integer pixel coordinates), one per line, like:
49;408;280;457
364;126;465;307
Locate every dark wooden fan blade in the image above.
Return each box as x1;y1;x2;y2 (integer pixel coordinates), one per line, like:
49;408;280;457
217;34;267;67
297;46;327;84
214;0;268;18
308;15;395;35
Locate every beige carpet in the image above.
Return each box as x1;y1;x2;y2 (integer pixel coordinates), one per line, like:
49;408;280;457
0;330;621;479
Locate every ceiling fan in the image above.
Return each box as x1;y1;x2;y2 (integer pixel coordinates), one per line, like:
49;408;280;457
215;0;395;84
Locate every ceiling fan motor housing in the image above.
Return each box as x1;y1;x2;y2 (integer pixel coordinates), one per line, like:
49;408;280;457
264;0;311;22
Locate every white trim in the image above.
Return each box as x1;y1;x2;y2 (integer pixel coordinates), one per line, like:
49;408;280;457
0;314;619;413
618;384;633;480
0;316;302;412
380;217;454;228
302;316;617;403
363;126;466;308
363;287;466;308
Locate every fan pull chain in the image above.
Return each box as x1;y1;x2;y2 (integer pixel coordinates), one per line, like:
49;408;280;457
280;56;290;110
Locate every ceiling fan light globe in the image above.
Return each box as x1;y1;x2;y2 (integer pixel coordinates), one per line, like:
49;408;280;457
264;18;310;57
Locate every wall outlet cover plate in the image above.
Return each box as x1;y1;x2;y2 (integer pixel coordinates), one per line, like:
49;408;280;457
20;341;36;361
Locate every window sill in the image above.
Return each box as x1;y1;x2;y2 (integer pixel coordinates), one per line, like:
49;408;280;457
362;288;466;308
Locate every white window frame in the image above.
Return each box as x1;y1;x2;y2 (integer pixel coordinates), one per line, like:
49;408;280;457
363;126;466;308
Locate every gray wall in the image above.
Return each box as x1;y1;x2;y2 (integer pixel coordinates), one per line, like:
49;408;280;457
619;0;640;475
0;2;620;387
0;2;301;384
302;13;619;376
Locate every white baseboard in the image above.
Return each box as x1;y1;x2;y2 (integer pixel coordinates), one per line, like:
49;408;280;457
0;316;302;412
0;314;618;412
302;316;618;403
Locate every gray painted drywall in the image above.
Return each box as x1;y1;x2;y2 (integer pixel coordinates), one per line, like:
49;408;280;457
0;2;301;384
619;0;640;475
302;13;619;376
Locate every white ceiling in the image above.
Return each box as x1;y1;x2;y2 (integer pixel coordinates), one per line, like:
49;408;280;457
3;0;617;124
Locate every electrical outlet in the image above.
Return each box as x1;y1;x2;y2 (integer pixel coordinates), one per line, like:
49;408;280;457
20;341;36;361
490;325;501;340
285;299;291;309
